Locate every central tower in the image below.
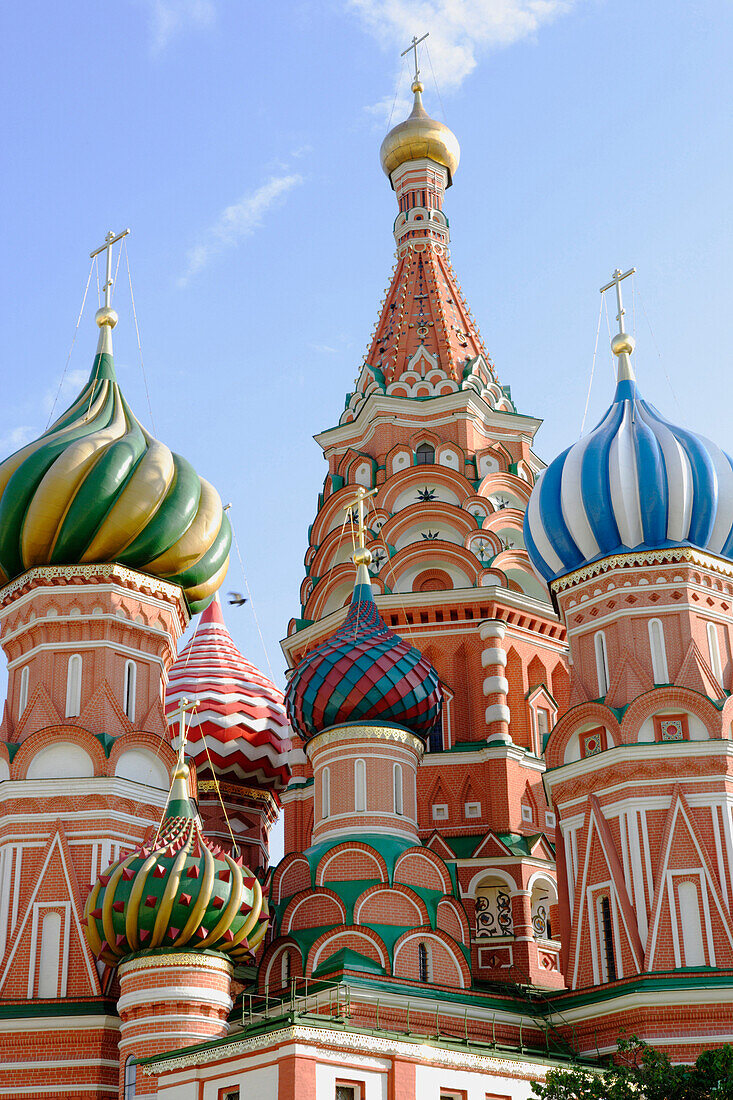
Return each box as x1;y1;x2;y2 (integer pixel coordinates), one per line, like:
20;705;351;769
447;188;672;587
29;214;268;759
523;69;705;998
280;70;569;990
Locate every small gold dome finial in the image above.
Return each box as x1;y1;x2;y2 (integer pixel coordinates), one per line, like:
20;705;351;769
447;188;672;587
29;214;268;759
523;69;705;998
379;81;461;184
353;546;373;567
95;306;118;329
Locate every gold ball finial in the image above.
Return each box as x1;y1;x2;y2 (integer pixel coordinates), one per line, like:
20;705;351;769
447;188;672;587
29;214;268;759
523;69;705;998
353;547;373;567
611;332;635;357
411;79;424;94
95;306;118;329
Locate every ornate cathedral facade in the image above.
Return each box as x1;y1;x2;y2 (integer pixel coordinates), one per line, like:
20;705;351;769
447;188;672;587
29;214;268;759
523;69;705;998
0;69;732;1100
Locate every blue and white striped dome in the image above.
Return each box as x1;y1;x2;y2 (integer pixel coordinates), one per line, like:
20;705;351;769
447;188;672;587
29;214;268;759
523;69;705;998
525;366;733;584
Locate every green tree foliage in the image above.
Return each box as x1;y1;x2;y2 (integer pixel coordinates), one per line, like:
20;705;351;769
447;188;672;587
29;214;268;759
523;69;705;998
531;1037;733;1100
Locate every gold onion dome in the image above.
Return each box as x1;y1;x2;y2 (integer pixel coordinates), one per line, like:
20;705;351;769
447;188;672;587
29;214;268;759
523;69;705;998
380;80;460;184
83;761;269;966
0;316;230;613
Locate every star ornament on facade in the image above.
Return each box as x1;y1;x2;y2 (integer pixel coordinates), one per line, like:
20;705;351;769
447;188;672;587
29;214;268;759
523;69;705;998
421;530;440;540
370;548;387;571
416;486;437;502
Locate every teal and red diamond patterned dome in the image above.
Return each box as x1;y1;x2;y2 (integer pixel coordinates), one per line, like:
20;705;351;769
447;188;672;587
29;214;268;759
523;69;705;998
285;563;442;741
165;595;292;792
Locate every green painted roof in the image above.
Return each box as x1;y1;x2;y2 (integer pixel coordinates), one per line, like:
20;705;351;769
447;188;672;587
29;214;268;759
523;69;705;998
312;948;385;977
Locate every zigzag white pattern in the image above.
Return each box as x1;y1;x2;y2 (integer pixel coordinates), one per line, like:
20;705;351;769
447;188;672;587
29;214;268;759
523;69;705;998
165;596;293;790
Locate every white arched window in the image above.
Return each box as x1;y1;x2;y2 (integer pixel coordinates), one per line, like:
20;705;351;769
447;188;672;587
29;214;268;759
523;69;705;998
38;911;61;997
123;1056;137;1099
18;666;29;718
65;655;82;718
678;881;705;966
393;763;403;815
123;660;136;722
322;766;331;819
354;759;366;812
648;619;669;683
594;632;610;697
707;623;723;683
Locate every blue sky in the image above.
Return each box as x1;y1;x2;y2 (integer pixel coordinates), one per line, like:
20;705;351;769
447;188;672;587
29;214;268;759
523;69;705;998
2;0;733;689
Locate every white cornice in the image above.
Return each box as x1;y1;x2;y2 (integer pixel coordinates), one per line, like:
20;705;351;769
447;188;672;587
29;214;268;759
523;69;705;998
315;391;542;452
282;585;561;661
0;776;169;808
545;740;733;798
143;1022;559;1078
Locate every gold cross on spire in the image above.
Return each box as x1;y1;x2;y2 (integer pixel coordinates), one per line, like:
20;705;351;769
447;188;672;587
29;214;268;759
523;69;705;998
170;696;200;768
600;266;637;371
90;228;130;310
600;266;635;337
343;485;378;565
401;31;429;84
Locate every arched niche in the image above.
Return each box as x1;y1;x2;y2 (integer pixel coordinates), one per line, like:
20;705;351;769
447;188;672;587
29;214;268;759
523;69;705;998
27;742;95;780
114;748;169;789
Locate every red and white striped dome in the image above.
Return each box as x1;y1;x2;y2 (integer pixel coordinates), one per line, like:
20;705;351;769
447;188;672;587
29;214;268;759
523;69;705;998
165;595;292;792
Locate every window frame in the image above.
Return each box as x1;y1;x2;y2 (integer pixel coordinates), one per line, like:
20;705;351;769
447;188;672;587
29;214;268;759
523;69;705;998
648;618;669;683
418;940;431;982
707;621;723;683
123;659;137;722
65;654;82;718
393;762;403;816
322;765;331;819
354;758;366;813
18;665;29;718
594;631;610;697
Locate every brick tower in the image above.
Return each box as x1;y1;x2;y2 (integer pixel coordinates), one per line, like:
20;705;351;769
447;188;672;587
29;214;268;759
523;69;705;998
525;270;733;1058
0;233;233;1099
281;76;567;991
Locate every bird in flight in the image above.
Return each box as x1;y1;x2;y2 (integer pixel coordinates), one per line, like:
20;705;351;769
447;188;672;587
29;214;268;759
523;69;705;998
227;592;247;607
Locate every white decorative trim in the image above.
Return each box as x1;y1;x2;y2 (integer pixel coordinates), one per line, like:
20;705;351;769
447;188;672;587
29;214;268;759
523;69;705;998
551;546;733;593
307;724;424;756
142;1023;555;1079
479;621;507;641
0;563;186;607
482;676;508;696
485;704;510;724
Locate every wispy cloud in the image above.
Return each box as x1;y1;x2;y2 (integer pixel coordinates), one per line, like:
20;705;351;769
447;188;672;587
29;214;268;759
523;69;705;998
349;0;577;117
43;368;89;421
145;0;216;53
0;426;35;455
179;174;304;286
309;343;339;355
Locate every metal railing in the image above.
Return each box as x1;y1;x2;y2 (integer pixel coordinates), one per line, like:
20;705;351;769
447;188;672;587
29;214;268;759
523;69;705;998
241;977;351;1028
235;977;583;1062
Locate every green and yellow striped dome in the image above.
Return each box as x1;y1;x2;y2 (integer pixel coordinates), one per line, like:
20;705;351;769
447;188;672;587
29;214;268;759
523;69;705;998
84;761;269;966
0;325;230;612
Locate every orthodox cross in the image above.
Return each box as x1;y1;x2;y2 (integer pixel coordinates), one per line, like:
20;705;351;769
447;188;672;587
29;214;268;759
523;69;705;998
169;696;200;766
343;485;378;551
401;32;429;83
90;228;130;308
600;266;635;336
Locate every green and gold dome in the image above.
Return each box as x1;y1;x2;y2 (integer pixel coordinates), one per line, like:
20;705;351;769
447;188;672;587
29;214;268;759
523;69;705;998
83;758;269;966
0;309;230;612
